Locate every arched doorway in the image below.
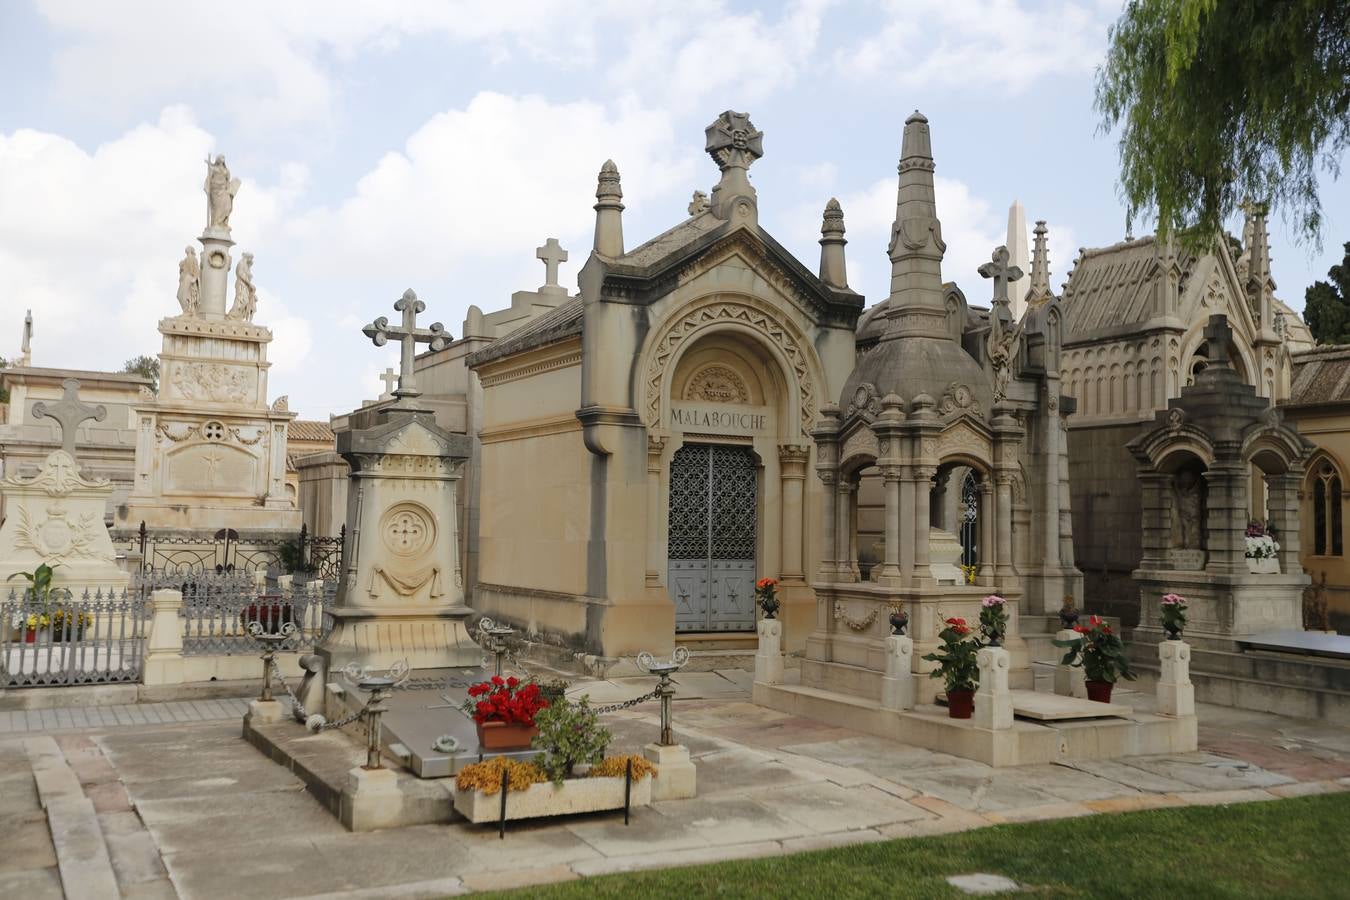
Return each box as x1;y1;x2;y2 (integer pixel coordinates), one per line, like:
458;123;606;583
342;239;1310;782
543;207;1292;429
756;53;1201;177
667;444;758;631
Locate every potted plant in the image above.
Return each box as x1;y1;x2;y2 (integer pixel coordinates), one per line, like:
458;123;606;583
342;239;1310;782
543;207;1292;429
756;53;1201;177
240;597;295;634
462;676;548;751
533;696;611;784
1245;521;1280;574
1053;615;1136;703
8;563;73;642
49;608;92;642
921;617;980;718
452;751;657;825
979;594;1008;647
1160;593;1188;640
755;577;780;619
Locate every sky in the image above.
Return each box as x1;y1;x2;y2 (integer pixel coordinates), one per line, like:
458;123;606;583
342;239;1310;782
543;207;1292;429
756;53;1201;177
2;0;1348;421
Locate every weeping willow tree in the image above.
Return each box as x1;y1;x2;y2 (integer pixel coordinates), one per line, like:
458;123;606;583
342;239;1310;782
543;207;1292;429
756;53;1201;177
1097;0;1350;249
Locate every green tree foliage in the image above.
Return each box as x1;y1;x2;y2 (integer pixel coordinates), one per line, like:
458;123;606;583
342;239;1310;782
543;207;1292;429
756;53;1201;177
1304;242;1350;344
121;354;160;392
1097;0;1350;248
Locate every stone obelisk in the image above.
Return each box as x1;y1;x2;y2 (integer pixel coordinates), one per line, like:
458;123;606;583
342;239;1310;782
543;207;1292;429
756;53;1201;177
1006;200;1030;320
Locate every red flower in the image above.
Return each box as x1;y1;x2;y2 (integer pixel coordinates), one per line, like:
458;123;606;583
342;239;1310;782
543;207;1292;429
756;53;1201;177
491;675;505;686
1089;615;1103;627
756;577;778;590
1074;625;1087;634
506;676;519;688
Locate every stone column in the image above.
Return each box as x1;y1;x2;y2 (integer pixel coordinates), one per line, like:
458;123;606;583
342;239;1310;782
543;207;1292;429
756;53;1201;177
978;480;995;584
881;634;915;711
995;472;1015;581
913;466;934;582
142;589;185;686
1138;472;1172;569
835;480;856;582
645;436;666;585
878;465;902;582
1041;391;1062;569
1265;469;1303;574
899;466;916;583
778;445;809;581
973;646;1013;730
1052;629;1086;698
1156;639;1195;717
818;471;838;580
1204;462;1248;574
754;617;784;685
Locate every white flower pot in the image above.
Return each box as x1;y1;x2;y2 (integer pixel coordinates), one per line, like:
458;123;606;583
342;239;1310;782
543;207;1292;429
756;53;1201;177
454;773;653;823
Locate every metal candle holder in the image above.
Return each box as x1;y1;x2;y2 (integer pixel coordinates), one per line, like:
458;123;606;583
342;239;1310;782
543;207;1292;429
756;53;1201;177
476;616;515;676
246;621;298;703
637;646;690;746
340;661;410;770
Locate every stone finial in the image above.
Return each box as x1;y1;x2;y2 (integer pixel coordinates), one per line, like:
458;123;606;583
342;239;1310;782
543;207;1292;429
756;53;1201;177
978;245;1024;319
535;238;568;294
688;191;710;216
705;110;762;220
593;160;624;258
1201;315;1235;369
884;110;948;331
362;289;452;404
32;378;106;459
818;198;849;289
1026;220;1054;306
1242;201;1275;327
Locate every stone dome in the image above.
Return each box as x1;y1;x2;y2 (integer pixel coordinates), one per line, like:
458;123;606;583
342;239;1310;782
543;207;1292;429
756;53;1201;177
839;334;993;421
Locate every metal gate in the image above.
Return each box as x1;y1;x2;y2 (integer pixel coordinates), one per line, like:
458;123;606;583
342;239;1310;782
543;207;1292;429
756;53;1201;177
667;444;757;632
0;588;148;687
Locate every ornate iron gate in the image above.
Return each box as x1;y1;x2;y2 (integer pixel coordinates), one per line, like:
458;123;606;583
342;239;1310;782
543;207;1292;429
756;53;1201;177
667;445;757;632
960;472;979;568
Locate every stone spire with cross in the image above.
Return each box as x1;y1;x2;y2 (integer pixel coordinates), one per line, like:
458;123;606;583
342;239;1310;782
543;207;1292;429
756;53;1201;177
362;290;452;405
884;111;949;336
1026;221;1054;307
979;244;1024;325
31;378;107;459
536;238;568;295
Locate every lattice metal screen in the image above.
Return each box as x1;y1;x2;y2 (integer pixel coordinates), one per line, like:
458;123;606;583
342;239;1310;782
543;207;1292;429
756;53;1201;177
667;445;757;632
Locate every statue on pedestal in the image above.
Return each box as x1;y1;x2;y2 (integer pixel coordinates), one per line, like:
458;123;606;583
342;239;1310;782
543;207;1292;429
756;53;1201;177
204;155;240;231
176;247;200;316
228;253;257;322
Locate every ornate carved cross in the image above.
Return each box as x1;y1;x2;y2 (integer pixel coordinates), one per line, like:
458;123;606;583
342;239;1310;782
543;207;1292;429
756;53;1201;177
978;244;1024;312
362;290;451;402
32;378;106;458
535;238;568;289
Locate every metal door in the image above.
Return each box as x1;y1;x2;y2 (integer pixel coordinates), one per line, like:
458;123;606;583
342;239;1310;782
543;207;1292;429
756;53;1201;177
667;445;757;631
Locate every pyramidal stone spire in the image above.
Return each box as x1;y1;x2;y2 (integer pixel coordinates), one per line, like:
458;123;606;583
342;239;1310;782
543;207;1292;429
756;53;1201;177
593;159;624;258
884;111;948;337
1026;220;1053;306
1006;200;1030;318
818;198;848;289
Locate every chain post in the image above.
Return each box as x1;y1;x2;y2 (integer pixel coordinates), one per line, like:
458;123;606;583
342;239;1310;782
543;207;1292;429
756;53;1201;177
636;646;690;747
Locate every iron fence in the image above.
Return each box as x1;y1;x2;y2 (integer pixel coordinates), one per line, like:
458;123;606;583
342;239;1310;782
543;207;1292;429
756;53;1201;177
152;573;338;656
125;522;345;580
0;588;149;687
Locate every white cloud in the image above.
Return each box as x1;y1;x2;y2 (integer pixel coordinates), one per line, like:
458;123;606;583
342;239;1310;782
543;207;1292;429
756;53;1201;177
838;0;1117;94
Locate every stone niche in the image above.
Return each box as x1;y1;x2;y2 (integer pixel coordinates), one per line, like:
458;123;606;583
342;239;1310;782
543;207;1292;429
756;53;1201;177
316;405;479;672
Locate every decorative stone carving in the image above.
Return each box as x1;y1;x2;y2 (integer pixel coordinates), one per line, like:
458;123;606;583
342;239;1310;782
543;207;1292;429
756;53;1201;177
1171;468;1205;550
12;504;102;561
177;247;200;316
832;601;878;632
380;503;435;558
684;365;750;403
204;155;240;231
705;110;763;173
271;395;289;412
32;379;107;458
4;450;107;496
688;191;709;216
228;252;257;322
170;363;250;402
845;382;882;421
937;383;983;419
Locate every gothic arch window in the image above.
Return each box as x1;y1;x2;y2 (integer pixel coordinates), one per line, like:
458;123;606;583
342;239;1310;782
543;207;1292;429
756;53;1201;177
960;471;979;568
1312;461;1343;556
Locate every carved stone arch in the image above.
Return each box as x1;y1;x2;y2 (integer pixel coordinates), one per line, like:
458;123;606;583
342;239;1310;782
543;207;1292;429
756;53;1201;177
1304;447;1345;485
838;423;879;476
643;293;824;437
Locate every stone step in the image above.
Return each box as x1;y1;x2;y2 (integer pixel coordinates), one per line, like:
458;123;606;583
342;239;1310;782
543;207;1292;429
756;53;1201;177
23;736;120;900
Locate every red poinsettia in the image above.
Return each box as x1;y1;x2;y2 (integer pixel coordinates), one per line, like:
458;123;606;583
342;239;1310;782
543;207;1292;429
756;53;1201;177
944;616;972;636
463;675;548;726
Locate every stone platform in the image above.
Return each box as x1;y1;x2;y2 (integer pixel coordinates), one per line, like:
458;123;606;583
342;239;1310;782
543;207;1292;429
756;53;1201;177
754;682;1195;768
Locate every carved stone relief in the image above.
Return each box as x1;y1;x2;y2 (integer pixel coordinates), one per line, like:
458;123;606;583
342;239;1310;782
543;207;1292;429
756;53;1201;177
684;365;750;403
170;363;252;403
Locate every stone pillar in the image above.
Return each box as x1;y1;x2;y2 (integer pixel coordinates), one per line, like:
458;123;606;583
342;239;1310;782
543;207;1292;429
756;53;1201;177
818;471;838;579
881;634;915;711
835;480;855;582
1052;629;1086;698
978;480;995;584
142;589;185;686
1138;472;1171;569
878;465;902;582
778;446;809;581
754;617;784;685
1265;469;1303;574
995;473;1015;581
973;646;1013;730
1156;639;1195;717
913;466;933;582
646;436;666;585
1041;392;1062;568
1204;463;1248;574
899;467;916;583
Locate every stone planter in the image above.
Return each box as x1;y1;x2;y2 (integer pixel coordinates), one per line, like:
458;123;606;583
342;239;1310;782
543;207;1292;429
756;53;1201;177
454;774;653;824
475;721;539;752
1246;557;1280;574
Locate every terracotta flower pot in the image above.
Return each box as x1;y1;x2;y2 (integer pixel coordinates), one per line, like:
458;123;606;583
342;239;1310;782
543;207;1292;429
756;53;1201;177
475;721;539;752
1085;680;1114;704
24;628;37;644
946;689;975;719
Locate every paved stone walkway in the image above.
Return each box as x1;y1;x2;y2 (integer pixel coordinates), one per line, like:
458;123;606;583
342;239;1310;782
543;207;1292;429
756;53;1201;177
1;679;1349;898
0;699;251;735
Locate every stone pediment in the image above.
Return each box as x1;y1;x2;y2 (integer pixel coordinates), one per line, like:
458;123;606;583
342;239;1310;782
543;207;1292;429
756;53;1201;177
925;419;993;466
604;225;863;327
4;450;109;497
338;410;469;461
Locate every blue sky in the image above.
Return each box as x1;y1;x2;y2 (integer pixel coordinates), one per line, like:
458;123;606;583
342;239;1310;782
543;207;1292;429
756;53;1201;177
3;0;1348;420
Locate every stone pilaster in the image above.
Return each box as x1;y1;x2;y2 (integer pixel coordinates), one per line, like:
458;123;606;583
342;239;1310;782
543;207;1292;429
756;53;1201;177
881;634;915;711
1156;639;1195;717
755;618;784;685
973;647;1013;730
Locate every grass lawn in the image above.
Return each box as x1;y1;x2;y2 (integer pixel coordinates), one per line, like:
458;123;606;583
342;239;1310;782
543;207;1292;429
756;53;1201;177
480;793;1350;899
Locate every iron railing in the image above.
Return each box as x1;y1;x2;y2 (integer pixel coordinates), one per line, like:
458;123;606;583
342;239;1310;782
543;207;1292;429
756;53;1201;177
0;588;149;687
150;573;338;656
124;522;345;580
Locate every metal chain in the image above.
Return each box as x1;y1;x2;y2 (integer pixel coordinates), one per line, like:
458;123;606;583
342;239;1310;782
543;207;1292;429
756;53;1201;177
267;658;364;731
589;686;663;715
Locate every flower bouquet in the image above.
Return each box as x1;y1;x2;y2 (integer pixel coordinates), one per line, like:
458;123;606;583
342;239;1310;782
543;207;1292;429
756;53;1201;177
462;675;548;751
1245;521;1280;572
755;577;780;619
979;594;1008;647
1052;615;1135;703
1160;593;1188;640
921;617;980;718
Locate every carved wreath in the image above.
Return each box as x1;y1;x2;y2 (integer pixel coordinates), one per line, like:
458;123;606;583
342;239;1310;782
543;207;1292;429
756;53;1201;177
833;601;879;632
13;505;101;561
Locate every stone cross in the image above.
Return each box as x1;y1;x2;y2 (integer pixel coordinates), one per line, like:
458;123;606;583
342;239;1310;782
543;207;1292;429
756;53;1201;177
362;289;451;402
378;367;397;400
1201;315;1234;369
32;378;107;458
536;238;568;290
978;245;1024;312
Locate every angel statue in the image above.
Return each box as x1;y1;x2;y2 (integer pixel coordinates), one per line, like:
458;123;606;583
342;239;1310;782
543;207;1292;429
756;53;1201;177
228;252;257;322
176;246;200;316
204;154;240;231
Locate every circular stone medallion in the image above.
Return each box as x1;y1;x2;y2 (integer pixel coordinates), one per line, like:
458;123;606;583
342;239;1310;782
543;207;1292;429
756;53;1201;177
380;503;435;558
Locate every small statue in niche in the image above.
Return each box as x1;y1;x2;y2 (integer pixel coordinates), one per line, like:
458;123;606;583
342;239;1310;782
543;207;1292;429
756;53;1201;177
1171;466;1206;549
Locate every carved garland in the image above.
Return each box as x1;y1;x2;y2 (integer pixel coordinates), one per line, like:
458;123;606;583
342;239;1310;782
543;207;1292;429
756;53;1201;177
833;601;879;632
645;299;817;435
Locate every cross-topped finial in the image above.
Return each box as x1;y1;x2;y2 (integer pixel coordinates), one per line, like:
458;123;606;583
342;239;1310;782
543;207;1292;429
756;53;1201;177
378;367;397;401
32;378;106;458
536;238;568;292
362;289;452;403
1202;315;1234;369
978;245;1024;313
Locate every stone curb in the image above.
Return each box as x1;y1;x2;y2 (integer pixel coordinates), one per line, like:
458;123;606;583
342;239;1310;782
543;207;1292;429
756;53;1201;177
24;736;121;900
